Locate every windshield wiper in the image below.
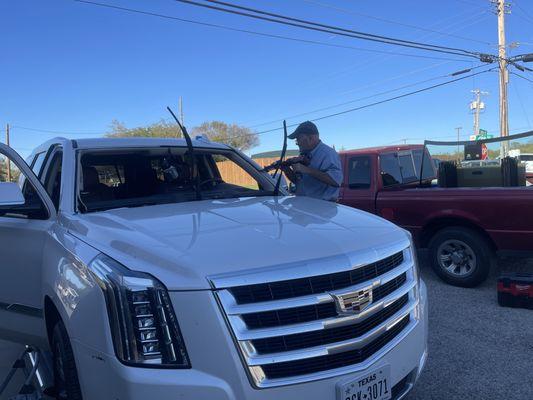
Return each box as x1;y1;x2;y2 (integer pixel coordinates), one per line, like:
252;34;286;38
167;106;202;201
273;120;288;196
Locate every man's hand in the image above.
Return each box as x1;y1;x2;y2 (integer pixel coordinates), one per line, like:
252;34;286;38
291;163;311;174
281;165;298;183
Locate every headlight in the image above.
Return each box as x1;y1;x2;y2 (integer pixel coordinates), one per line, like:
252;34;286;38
402;228;421;286
89;254;190;368
410;243;421;286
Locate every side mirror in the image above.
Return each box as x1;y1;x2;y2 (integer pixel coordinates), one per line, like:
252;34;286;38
0;182;25;206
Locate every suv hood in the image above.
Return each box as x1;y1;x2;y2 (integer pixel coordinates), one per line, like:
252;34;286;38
67;196;409;290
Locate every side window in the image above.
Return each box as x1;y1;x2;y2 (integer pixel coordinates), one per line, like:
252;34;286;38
31;152;47;177
348;156;371;189
412;149;436;180
43;151;63;211
380;153;402;186
213;154;261;190
398;152;417;183
0;153;48;220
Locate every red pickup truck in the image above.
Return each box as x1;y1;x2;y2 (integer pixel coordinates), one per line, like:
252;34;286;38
338;145;533;287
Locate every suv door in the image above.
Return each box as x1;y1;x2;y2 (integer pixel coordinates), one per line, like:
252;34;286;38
0;144;56;346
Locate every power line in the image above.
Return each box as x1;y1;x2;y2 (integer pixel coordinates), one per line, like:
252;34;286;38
74;0;471;62
199;0;481;54
511;71;533;84
301;0;492;45
513;1;533;23
10;70;496;145
10;125;107;135
172;0;485;59
246;68;496;137
242;8;490;125
450;0;488;9
249;63;488;129
510;79;532;128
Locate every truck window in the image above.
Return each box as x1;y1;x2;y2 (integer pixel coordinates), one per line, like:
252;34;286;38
380;153;402;186
412;149;436;180
348;156;371;189
398;153;417;183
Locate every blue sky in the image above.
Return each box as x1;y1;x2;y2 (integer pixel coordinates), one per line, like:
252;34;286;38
1;0;532;158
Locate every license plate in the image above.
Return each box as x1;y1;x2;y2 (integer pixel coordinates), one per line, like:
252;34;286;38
337;366;391;400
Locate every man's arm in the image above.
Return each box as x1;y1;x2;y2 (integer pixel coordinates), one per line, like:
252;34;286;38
292;163;339;187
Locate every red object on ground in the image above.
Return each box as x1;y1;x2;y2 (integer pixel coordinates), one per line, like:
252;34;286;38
497;273;533;309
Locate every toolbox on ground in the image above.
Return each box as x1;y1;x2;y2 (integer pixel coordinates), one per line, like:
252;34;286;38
497;272;533;310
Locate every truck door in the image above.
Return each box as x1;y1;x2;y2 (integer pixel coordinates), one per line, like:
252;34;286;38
0;144;56;346
341;155;376;213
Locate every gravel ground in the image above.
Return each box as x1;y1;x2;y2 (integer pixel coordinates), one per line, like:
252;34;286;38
408;253;533;400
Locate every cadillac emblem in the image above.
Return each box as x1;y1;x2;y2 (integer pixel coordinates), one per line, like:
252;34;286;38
331;287;373;315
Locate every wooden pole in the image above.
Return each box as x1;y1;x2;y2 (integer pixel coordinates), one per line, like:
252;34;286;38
6;124;11;182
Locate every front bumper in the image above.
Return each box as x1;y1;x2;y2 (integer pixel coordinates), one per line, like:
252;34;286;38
73;281;428;400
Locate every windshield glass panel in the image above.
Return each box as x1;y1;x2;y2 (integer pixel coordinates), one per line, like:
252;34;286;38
78;147;274;212
521;155;533;161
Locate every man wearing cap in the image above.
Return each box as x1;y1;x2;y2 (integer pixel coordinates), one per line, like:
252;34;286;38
282;121;343;202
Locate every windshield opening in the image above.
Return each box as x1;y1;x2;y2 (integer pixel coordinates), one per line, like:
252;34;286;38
77;147;276;213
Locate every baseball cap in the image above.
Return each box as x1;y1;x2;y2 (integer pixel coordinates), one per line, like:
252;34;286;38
288;121;319;139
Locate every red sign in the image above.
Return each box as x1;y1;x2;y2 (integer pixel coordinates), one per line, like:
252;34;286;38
481;144;488;160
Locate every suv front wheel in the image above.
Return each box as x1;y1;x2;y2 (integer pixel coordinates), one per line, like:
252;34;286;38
52;321;83;400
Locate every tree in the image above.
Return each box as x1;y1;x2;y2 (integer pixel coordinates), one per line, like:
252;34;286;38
0;157;20;182
106;120;182;139
192;121;259;152
106;120;259;152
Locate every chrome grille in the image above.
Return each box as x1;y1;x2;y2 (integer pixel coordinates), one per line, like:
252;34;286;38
230;251;404;304
211;244;420;388
261;315;410;380
251;294;409;354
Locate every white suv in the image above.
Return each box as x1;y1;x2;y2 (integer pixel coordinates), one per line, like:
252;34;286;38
0;137;427;400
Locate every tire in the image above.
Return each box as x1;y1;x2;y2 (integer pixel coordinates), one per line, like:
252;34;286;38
428;227;494;287
52;321;83;400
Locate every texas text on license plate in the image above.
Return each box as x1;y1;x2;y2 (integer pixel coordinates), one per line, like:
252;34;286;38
337;366;391;400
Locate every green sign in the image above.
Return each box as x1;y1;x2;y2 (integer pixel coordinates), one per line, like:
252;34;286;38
476;129;493;140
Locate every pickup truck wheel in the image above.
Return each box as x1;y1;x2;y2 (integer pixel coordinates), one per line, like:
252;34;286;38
428;227;493;287
52;321;83;400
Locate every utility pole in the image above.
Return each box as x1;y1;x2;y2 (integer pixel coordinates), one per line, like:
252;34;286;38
455;127;462;160
494;0;510;157
6;124;11;182
470;89;489;138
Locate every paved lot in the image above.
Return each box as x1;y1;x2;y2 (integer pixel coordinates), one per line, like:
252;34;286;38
0;340;25;400
408;254;533;400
